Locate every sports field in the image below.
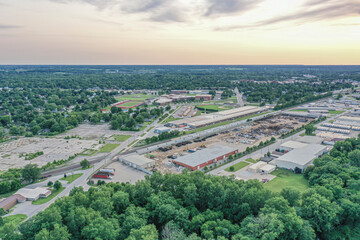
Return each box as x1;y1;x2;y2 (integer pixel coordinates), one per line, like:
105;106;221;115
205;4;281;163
116;94;153;101
264;169;309;192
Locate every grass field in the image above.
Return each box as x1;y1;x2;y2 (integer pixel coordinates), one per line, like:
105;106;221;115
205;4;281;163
290;109;308;112
245;158;257;163
116;94;152;101
163;116;180;123
1;214;27;228
118;100;143;107
264;169;309;192
60;173;83;183
196;104;232;112
329;110;345;115
98;143;119;152
225;161;249;172
32;187;65;205
113;135;131;142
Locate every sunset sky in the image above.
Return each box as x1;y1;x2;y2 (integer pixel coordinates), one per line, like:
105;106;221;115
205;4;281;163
0;0;359;64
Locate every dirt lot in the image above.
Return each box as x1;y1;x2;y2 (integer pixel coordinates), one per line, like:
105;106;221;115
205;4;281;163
0;137;101;170
57;123;135;140
150;114;311;174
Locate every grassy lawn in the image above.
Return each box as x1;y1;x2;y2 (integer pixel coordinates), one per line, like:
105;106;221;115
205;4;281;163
32;187;65;205
264;169;309;193
113;135;131;142
80;149;98;156
245;158;257;163
116;94;152;101
1;214;27;228
290;109;308;112
163;116;181;124
225;161;249;172
329;110;345;115
196;104;232;112
98;144;120;153
60;173;83;183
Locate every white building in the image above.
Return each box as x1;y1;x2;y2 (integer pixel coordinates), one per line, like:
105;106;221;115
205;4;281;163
275;144;328;172
279;140;308;152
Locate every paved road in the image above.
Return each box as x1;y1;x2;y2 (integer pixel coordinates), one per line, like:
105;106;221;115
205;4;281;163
234;87;244;107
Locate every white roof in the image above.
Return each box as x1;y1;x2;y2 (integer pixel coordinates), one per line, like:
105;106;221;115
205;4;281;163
121;154;155;166
276;144;327;166
155;127;171;131
280;140;308;149
16;187;51;199
259;164;276;171
173;145;237;167
248;161;267;170
296;136;323;144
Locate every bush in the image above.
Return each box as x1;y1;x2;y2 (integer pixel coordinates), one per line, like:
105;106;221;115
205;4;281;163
47;181;53;187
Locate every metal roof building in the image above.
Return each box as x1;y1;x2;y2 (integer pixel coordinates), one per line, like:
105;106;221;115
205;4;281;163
120;154;155;169
172;145;238;170
16;187;51;201
280;141;308;152
275;144;328;172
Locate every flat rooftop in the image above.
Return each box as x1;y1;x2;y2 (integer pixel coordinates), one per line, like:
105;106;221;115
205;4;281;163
121;154;155;166
173;145;237;167
276;144;327;166
280;140;308;149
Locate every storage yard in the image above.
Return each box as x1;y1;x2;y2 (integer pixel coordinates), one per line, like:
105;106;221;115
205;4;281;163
166;106;266;128
147;113;313;174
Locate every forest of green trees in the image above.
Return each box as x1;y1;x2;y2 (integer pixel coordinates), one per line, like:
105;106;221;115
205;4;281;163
1;136;359;240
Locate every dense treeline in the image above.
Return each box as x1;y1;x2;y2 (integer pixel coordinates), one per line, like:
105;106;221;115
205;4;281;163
2;136;360;239
1;65;358;90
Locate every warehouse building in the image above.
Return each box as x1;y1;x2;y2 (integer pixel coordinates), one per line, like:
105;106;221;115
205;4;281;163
120;154;155;170
296;136;324;145
248;161;267;172
279;140;308;152
15;187;51;201
172;145;238;170
0;194;26;212
275;144;328;172
154;127;172;134
195;95;212;101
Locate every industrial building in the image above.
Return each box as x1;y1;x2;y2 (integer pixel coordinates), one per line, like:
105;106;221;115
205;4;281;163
15;187;51;201
0;194;26;212
166;106;265;128
282;111;319;119
172;145;238;170
120;154;155;170
195;95;212;101
296;136;324;145
275;144;328;172
154;127;172;134
259;164;276;174
248;161;267;172
279;141;308;152
317;126;350;135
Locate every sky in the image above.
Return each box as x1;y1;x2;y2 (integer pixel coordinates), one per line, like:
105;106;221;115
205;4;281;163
0;0;359;65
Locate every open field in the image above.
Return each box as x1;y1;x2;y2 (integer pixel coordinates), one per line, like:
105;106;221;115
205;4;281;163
264;169;309;192
290;109;308;112
60;173;83;183
58;123;135;140
116;94;153;101
112;135;131;142
32;187;66;205
329;110;345;114
99;144;119;153
225;161;249;172
196;104;232;112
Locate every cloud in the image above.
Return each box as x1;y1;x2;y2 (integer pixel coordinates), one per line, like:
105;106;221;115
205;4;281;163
50;0;185;22
0;24;22;29
216;0;360;30
205;0;263;16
